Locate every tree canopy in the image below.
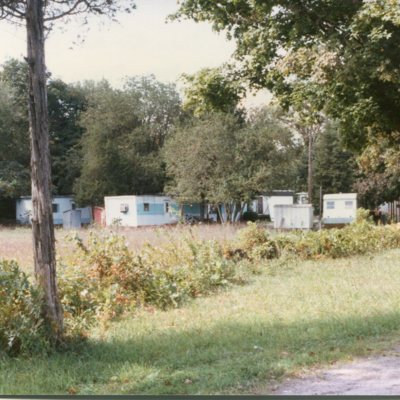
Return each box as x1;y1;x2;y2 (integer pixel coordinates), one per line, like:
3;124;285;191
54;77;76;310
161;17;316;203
181;67;245;117
74;77;182;205
164;109;300;221
173;0;400;151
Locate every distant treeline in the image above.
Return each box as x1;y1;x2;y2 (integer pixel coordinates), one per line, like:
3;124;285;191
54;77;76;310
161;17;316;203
0;59;378;220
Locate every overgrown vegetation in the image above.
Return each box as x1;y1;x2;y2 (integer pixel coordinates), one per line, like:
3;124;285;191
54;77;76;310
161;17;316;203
3;210;400;358
58;233;237;332
0;260;47;357
2;248;400;394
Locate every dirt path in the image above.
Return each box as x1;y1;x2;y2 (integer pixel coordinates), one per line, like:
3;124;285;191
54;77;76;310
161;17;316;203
269;347;400;395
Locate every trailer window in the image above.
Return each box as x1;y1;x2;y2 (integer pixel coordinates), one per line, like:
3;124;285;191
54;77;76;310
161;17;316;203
143;203;150;212
345;201;354;209
165;202;169;213
52;203;59;213
326;201;335;209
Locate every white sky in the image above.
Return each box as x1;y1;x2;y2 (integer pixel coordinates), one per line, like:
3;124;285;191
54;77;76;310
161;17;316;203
0;0;270;107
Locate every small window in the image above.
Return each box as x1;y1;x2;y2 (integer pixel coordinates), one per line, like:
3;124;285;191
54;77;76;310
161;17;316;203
165;202;169;213
345;201;353;209
326;201;335;209
52;203;59;213
71;202;76;210
143;203;150;212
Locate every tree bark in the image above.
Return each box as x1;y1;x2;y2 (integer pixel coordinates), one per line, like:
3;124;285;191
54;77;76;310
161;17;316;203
26;0;63;341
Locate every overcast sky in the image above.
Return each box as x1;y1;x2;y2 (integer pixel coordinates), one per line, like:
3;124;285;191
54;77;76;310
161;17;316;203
0;0;270;107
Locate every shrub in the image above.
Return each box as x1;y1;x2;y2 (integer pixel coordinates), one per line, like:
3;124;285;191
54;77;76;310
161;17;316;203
228;222;277;260
355;207;373;224
60;232;236;321
233;217;400;262
242;211;258;222
57;218;400;331
0;260;47;356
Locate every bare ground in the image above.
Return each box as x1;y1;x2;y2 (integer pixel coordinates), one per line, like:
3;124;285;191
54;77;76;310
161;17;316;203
266;346;400;395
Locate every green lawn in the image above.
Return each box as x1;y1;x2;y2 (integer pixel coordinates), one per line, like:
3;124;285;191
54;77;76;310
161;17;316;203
2;249;400;394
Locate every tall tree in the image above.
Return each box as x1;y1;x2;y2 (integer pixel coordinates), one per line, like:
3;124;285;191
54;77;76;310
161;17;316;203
181;67;245;118
48;79;87;194
314;122;356;195
0;59;89;197
353;135;400;208
0;73;30;200
74;77;181;205
0;0;135;341
164;109;299;222
124;75;182;147
280;105;325;204
173;1;400;152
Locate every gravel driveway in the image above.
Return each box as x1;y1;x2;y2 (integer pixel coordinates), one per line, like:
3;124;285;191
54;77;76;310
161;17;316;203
270;347;400;395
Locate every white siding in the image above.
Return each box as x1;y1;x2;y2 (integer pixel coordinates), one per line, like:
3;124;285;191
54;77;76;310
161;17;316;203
104;196;137;227
274;204;314;229
268;196;294;221
16;197;90;225
104;195;179;227
323;193;357;224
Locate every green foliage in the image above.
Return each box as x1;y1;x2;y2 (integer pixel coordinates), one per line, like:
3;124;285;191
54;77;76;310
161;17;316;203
0;60;87;201
48;79;88;195
0;61;182;212
74;78;181;205
182;67;245;117
241;210;258;222
174;0;400;153
164;108;299;222
0;260;47;356
229;222;278;261
0;62;30;200
233;217;400;263
355;207;372;224
58;231;236;326
313;122;356;194
353;136;400;208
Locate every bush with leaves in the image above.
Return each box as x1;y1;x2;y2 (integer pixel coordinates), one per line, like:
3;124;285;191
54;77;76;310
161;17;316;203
234;210;400;262
45;210;400;338
0;260;47;356
225;222;278;261
58;232;237;325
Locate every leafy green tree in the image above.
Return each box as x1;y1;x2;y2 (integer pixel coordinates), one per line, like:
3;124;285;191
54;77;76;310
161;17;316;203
353;136;400;208
124;75;182;146
48;79;88;195
0;67;30;201
173;1;400;151
74;78;181;205
314;122;356;195
0;59;88;198
181;67;245;118
164;109;299;222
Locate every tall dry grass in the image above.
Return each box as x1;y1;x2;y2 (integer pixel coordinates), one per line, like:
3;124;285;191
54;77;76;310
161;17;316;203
0;223;244;273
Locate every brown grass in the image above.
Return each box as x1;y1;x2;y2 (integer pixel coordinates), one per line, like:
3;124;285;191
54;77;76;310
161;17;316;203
0;223;244;274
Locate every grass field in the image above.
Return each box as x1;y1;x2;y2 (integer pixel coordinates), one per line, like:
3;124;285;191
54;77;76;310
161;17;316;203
0;224;241;274
1;248;400;394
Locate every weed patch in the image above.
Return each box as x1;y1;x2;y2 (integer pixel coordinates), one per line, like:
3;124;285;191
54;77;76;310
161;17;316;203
0;260;48;356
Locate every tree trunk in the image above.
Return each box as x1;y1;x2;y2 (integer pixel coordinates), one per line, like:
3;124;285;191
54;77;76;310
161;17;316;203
26;0;63;341
216;204;225;224
307;132;313;204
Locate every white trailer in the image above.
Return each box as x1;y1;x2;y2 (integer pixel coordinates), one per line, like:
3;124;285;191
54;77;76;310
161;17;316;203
252;191;294;221
274;204;314;229
323;193;357;225
104;195;179;227
16;196;92;225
